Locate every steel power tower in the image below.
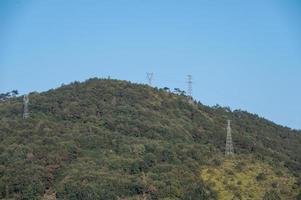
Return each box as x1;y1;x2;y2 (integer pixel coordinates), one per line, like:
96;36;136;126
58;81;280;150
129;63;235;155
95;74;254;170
187;75;192;97
23;95;29;119
146;73;154;86
225;120;234;156
187;75;194;104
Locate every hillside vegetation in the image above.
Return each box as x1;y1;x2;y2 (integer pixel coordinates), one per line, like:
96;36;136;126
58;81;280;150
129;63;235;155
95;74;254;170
201;156;298;199
0;78;300;199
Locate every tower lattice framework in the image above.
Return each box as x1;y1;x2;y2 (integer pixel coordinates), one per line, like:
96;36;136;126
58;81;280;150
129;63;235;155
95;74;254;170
225;120;234;156
146;73;154;86
23;95;29;119
187;75;192;97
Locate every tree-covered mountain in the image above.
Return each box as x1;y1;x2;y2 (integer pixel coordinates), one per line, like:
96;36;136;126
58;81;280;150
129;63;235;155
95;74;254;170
0;78;300;200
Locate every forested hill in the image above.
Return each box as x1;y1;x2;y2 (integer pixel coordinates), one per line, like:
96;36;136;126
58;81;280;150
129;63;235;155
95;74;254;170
0;78;300;200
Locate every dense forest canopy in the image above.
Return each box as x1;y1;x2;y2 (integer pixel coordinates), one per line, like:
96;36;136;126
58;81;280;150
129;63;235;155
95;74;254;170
0;78;300;199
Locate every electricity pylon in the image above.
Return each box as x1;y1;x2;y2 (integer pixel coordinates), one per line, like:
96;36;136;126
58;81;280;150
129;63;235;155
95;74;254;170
187;75;192;97
187;75;194;104
146;73;154;86
225;120;234;156
23;95;29;119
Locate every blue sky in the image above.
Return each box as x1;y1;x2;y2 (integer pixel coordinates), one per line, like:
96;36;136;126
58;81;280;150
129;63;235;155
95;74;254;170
0;0;301;129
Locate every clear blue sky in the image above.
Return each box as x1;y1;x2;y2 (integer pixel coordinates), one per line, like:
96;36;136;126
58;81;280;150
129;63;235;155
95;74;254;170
0;0;301;129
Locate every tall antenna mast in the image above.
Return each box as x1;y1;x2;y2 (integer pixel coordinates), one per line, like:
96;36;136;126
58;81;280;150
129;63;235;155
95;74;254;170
23;95;29;119
225;120;234;156
187;75;193;97
146;73;154;86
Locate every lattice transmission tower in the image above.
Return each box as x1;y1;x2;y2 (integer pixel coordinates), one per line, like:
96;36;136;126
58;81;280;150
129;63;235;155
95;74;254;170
225;120;234;156
187;75;192;97
23;95;29;119
146;72;154;86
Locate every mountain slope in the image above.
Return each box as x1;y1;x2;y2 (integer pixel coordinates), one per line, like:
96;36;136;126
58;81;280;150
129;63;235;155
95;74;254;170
0;78;300;199
201;157;298;199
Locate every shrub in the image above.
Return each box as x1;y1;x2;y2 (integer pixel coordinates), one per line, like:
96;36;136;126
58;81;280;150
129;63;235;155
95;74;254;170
256;173;266;181
263;190;281;200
